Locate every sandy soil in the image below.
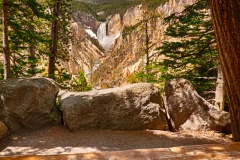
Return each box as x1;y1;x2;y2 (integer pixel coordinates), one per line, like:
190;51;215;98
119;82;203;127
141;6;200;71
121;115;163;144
0;125;233;157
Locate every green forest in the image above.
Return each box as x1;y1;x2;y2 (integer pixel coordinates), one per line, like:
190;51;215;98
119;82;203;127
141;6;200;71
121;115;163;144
72;0;168;21
1;0;240;141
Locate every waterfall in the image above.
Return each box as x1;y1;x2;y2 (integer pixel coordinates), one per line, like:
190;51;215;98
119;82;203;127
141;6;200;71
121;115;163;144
97;22;120;51
97;22;107;41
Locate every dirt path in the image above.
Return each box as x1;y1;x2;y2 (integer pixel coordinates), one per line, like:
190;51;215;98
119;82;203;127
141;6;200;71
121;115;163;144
1;143;240;160
0;125;232;157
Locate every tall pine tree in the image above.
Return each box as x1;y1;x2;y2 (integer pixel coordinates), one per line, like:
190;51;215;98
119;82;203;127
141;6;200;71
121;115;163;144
47;0;72;81
154;0;219;101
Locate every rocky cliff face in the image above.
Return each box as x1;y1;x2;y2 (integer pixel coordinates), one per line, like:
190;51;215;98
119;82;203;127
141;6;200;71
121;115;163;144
62;22;104;77
65;0;195;86
73;11;100;34
91;0;195;88
108;14;122;35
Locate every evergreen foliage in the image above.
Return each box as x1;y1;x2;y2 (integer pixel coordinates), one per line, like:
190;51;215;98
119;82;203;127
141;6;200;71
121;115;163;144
0;0;73;87
128;0;217;99
72;0;167;21
153;0;218;98
47;0;73;82
1;0;52;77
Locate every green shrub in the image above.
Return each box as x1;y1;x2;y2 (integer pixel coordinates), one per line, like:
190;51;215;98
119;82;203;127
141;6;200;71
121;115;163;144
71;70;92;92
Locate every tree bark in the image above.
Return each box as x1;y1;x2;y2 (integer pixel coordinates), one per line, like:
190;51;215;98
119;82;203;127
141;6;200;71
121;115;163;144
2;0;11;79
48;0;61;79
145;21;150;82
214;62;225;110
28;16;37;75
208;0;240;142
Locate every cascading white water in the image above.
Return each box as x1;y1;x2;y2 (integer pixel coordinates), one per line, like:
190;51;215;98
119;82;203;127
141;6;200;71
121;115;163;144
96;22;120;51
97;22;107;41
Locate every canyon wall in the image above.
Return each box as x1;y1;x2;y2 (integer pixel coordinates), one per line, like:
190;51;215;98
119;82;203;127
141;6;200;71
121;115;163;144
65;0;195;86
91;0;195;88
62;12;105;77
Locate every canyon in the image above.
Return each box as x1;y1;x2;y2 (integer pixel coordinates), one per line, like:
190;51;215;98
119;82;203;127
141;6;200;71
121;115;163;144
65;0;195;88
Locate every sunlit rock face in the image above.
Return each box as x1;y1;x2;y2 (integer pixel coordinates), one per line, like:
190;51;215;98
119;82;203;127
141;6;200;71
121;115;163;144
123;5;144;27
108;14;122;35
92;0;196;88
159;0;195;15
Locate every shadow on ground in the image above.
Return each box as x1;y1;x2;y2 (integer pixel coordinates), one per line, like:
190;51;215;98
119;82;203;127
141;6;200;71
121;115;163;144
0;125;232;157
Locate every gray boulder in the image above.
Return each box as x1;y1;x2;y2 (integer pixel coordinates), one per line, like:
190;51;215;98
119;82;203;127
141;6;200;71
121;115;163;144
59;83;168;131
0;78;62;133
163;78;230;132
0;121;8;140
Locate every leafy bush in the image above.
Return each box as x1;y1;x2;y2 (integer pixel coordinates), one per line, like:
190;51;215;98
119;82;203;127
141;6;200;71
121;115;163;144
71;70;92;92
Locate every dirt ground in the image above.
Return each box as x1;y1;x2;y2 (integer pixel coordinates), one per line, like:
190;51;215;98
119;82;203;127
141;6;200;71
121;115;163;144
0;125;233;157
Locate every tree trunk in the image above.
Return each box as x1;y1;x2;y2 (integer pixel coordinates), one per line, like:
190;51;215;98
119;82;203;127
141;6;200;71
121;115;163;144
145;21;150;82
48;0;61;79
2;0;11;79
28;16;37;75
214;62;225;110
208;0;240;142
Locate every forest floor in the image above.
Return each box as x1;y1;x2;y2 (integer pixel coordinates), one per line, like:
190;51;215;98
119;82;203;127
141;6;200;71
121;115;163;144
0;125;234;158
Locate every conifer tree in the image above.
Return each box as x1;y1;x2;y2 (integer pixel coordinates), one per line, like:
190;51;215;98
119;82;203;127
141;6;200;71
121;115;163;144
1;0;53;78
1;0;72;83
48;0;72;80
154;0;219;101
7;0;51;77
2;0;11;79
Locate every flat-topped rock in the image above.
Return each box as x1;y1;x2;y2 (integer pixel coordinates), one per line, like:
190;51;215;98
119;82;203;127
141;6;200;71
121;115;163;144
58;83;168;131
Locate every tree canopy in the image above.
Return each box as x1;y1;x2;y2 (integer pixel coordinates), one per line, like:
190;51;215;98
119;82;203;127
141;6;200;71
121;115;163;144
1;0;72;86
152;0;218;100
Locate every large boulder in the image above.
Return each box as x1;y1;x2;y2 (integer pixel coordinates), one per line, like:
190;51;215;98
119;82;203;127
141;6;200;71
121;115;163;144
59;83;168;131
0;121;8;140
163;78;231;132
0;78;62;133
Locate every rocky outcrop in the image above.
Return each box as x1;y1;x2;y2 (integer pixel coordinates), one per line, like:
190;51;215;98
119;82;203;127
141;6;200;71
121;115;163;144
123;5;144;27
163;78;231;132
0;121;8;140
73;11;100;34
160;0;195;16
0;78;62;133
58;83;168;131
108;14;122;35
